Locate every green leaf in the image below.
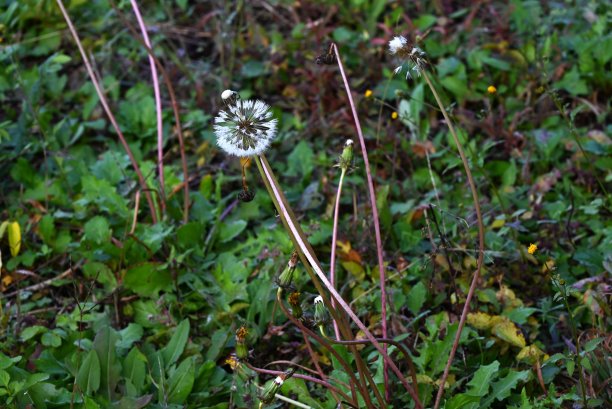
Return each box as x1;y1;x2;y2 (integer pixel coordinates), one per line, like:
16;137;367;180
218;220;247;243
161;319;190;369
481;370;530;407
407;281;427;315
123;347;147;397
286;141;314;177
76;350;101;395
167;357;195;404
20;325;46;342
84;216;111;245
444;394;481;409
93;326;121;401
467;360;499;397
124;262;171;297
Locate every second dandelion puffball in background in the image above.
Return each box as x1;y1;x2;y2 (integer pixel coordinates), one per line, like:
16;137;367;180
214;90;278;157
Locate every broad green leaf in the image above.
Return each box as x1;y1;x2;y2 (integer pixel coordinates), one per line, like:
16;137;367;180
167;357;195;404
481;370;530;407
444;394;481;409
84;216;111;245
281;378;325;409
161;319;190;369
123;347;147;397
407;281;427;315
93;326;121;401
20;325;46;342
124;262;171;297
218;220;247;243
467;360;499;397
76;350;100;395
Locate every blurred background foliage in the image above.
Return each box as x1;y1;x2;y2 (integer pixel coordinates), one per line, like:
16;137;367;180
0;0;610;408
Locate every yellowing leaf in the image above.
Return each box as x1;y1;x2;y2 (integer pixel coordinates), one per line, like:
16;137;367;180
8;221;21;257
491;219;505;229
516;344;546;364
467;312;499;330
492;319;526;348
341;261;364;281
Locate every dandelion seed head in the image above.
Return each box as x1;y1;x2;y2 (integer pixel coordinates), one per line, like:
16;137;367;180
389;36;408;55
214;97;278;157
314;295;323;305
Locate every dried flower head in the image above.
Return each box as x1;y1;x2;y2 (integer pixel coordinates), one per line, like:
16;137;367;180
214;94;278;157
388;35;427;79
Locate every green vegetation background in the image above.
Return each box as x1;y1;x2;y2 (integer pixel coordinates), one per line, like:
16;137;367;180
0;0;610;408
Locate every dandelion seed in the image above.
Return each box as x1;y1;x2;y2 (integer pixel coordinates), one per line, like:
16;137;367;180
389;35;408;55
214;96;278;157
388;35;427;79
364;89;373;98
487;85;497;94
527;243;537;254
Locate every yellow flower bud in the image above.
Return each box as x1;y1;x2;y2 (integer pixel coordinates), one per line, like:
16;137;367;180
487;85;497;94
8;221;21;257
391;111;398;120
364;89;373;98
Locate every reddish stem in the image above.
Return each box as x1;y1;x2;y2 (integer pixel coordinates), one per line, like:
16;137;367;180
57;0;158;224
130;0;166;212
331;43;390;399
329;169;345;340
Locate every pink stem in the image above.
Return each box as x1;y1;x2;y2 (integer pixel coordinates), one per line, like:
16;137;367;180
329;169;345;340
257;156;422;407
56;0;158;224
331;43;389;398
130;0;166;210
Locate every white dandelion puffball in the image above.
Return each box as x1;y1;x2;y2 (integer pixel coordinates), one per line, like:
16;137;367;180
214;98;278;157
388;35;408;55
314;295;323;305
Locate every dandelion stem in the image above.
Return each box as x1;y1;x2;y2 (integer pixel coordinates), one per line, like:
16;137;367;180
331;43;391;401
329;167;346;340
420;70;485;409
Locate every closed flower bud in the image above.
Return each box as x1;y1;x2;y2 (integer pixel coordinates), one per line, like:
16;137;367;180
288;291;302;319
235;326;249;360
259;376;284;404
276;251;299;289
313;295;327;326
338;139;354;171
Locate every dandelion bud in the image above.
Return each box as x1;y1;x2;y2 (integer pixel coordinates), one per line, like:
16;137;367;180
259;369;296;405
214;94;278;157
288;291;302;319
313;295;327;326
338;139;354;171
235;326;249;360
276;251;299;289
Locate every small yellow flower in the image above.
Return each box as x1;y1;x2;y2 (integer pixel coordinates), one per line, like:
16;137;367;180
364;89;373;98
527;243;537;254
391;111;398;120
487;85;497;94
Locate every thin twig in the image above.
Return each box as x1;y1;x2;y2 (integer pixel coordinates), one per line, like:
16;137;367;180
130;0;166;212
331;43;390;398
2;262;82;298
56;0;158;224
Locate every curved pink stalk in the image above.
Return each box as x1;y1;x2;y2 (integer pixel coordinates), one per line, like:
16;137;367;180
56;0;158;224
130;0;165;209
329;169;345;340
257;156;422;407
331;43;390;397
